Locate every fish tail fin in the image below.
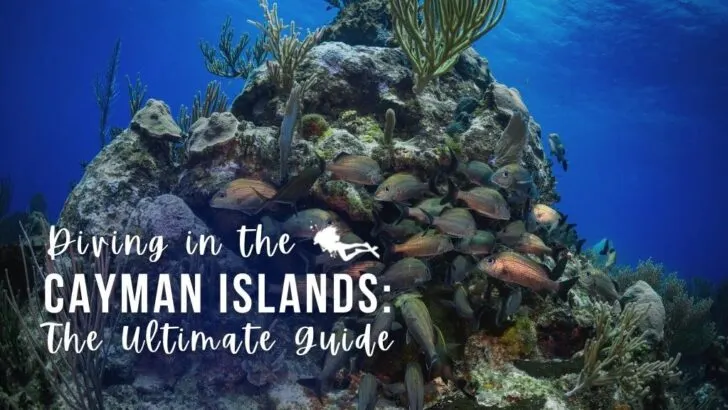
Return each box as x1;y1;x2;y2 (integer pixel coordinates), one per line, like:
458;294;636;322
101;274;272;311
260;216;281;237
445;263;454;285
393;203;407;225
249;190;270;215
446;146;459;175
494;300;507;328
315;152;326;173
250;188;266;202
426;354;442;377
556;277;579;302
420;209;435;230
558;213;568;227
429;171;443;196
297;377;325;403
575;238;586;255
548;255;569;281
381;236;395;265
455;378;476;400
441;178;458;206
298;250;315;274
550;244;566;261
599;240;610;255
472;304;488;331
522;197;532;221
250;203;268;215
371;211;385;236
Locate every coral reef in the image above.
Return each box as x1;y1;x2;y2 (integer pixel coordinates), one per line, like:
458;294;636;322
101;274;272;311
472;314;538;366
177;81;230;134
58;127;177;234
620;280;666;345
611;259;717;357
712;279;728;336
324;0;393;46
0;280;54;408
564;302;680;402
131;99;184;142
446;96;479;137
4;1;719;409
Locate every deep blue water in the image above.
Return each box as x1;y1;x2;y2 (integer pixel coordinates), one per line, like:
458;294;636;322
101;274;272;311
1;0;726;282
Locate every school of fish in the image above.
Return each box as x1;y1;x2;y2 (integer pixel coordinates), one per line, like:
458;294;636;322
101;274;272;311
206;111;589;409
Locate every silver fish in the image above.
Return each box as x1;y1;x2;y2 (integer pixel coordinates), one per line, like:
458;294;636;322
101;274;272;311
456;230;496;256
297;321;356;399
443;283;475;320
379;258;432;292
367;302;398;353
448;255;476;284
358;373;379;410
460;160;494;186
398;294;439;370
495;287;522;327
581;271;620;303
405;362;425;410
548;133;568;171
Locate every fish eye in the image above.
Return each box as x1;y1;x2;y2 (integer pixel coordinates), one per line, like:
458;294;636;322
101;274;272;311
503;171;509;177
385;186;390;191
486;257;495;264
217;192;226;198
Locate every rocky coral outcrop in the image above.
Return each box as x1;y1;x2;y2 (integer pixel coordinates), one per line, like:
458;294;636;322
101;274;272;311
127;194;206;246
125;194;245;269
232;42;490;139
131;99;183;142
52;4;572;409
175;120;278;209
322;0;393;47
229;40;557;212
59;127;176;234
186;112;242;162
488;82;530;118
63;41;558;232
620;280;667;343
